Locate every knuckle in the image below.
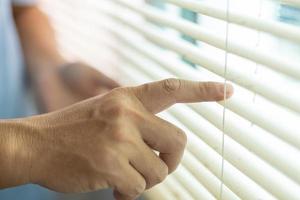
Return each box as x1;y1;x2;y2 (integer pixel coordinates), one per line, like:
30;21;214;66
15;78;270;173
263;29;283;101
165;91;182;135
154;165;168;184
199;82;223;99
146;162;168;189
105;99;137;120
175;129;187;149
162;78;182;93
110;87;134;100
109;101;128;117
198;82;210;96
127;109;147;123
140;83;151;94
129;181;146;196
111;126;136;144
111;128;127;142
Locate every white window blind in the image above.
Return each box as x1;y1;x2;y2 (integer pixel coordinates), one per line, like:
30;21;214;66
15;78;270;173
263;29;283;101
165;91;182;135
41;0;300;199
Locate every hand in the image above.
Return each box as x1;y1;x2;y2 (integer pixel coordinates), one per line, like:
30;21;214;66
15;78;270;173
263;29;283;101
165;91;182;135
18;79;233;200
59;62;120;98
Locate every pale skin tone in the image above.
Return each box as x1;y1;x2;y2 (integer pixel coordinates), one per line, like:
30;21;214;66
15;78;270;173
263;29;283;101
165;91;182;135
0;4;234;200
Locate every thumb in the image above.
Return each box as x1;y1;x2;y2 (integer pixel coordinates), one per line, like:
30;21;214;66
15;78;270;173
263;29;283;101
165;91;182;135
131;78;234;114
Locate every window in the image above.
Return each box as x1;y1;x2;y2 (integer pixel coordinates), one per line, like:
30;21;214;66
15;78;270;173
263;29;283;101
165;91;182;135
42;0;300;199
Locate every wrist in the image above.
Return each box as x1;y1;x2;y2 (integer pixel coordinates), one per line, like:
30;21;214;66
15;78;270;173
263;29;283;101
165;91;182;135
0;119;38;187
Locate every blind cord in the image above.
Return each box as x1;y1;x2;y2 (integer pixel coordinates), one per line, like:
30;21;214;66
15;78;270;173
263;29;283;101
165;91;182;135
219;0;230;199
251;0;263;115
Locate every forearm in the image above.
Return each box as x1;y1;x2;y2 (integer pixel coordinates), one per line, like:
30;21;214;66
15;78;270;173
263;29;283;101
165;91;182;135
0;120;34;188
13;6;64;72
14;6;80;112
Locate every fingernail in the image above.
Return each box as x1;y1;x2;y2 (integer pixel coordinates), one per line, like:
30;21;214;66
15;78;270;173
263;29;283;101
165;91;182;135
225;84;234;97
221;84;233;96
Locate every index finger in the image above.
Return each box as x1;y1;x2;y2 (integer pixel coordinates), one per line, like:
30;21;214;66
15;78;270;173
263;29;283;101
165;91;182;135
132;78;234;113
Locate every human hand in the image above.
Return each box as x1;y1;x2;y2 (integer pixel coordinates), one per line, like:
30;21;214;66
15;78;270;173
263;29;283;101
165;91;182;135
20;79;233;200
59;62;120;98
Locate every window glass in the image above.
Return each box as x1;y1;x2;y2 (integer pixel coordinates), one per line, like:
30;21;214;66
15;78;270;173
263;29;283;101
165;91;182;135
181;8;198;67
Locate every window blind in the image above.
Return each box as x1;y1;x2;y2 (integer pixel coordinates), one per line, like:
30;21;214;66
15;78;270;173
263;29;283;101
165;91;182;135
41;0;300;199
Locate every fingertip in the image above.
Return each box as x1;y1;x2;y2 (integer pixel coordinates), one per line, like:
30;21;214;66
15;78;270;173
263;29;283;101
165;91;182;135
225;83;234;98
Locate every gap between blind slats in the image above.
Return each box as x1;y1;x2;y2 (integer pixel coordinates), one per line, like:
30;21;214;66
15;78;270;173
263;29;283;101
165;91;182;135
101;7;300;115
112;0;300;80
163;0;300;44
99;12;300;150
119;64;276;200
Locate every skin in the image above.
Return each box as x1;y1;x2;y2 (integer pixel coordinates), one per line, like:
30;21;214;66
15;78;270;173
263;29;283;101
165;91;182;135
0;79;233;200
1;4;235;200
